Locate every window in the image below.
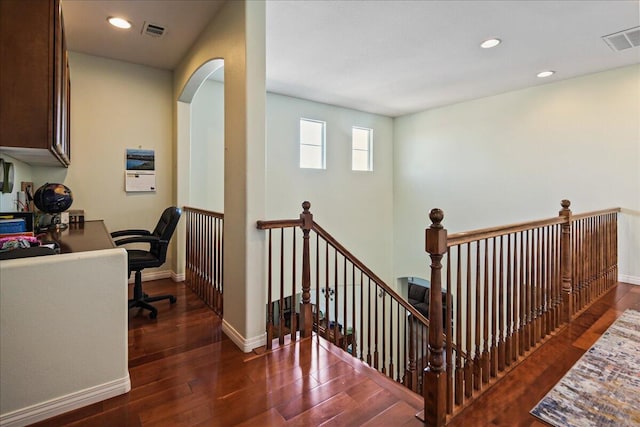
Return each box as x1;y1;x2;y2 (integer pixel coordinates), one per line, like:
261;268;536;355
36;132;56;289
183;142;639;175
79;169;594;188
352;127;372;171
299;118;326;169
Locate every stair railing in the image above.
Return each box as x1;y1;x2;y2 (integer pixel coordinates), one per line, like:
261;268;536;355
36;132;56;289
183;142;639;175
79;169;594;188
422;200;620;426
257;201;434;393
184;206;224;316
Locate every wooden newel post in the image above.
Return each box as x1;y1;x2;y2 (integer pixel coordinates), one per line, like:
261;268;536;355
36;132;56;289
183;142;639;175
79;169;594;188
299;201;313;338
559;199;573;323
424;208;447;427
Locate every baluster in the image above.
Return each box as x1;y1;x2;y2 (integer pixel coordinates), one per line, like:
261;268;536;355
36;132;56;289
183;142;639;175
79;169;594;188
315;234;320;337
474;240;482;390
325;241;330;342
279;228;285;345
374;278;379;370
406;313;416;391
367;277;372;367
544;226;550;337
291;228;297;340
490;237;498;377
397;300;402;382
482;239;490;384
423;208;447;427
553;224;560;329
360;271;364;362
525;229;532;350
519;230;525;356
388;297;394;378
381;286;387;374
343;257;348;351
334;249;339;346
465;243;473;397
505;234;513;366
352;264;357;359
536;227;542;342
455;245;463;405
266;229;273;349
218;216;224;314
497;236;505;373
445;250;453;413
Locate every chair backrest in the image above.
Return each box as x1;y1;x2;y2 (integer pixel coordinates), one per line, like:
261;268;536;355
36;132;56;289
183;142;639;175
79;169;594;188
150;206;181;262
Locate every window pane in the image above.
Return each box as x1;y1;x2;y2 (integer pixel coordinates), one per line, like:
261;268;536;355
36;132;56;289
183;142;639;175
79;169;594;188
352;127;372;171
352;128;370;151
300;120;323;147
300;119;325;169
300;145;323;169
352;150;370;171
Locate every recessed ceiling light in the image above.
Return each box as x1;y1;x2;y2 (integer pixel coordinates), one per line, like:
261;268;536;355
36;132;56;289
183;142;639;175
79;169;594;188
107;16;132;29
537;70;555;78
480;38;501;49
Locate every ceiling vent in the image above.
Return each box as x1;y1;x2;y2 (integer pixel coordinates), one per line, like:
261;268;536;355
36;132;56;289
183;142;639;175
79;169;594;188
602;26;640;52
142;22;166;38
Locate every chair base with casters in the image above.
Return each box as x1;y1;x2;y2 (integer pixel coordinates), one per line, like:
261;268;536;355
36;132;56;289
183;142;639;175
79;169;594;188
128;270;176;319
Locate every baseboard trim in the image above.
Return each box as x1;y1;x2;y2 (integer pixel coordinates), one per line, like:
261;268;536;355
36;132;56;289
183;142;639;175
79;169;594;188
172;271;185;282
0;375;131;427
619;274;640;286
221;320;266;353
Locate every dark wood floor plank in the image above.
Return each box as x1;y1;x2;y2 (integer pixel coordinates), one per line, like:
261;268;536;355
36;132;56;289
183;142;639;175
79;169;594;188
448;282;639;426
29;280;638;427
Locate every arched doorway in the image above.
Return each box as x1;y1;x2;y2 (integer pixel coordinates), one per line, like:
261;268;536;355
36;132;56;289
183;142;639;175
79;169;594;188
175;58;224;289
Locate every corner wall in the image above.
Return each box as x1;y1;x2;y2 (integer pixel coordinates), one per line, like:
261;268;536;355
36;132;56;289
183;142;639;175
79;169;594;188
393;65;640;283
31;52;175;277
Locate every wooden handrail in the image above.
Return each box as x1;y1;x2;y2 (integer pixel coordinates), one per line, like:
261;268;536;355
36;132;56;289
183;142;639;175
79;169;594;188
312;221;431;325
446;207;621;247
447;217;564;246
183;206;224;218
256;218;303;229
572;207;621;221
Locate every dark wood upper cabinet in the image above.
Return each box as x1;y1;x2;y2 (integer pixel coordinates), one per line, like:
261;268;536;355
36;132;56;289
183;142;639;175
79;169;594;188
0;0;70;167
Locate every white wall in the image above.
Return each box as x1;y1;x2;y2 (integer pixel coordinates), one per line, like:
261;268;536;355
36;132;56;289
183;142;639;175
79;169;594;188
32;52;175;275
393;64;640;282
190;79;224;211
266;93;395;284
0;249;130;426
188;85;396;283
174;0;267;349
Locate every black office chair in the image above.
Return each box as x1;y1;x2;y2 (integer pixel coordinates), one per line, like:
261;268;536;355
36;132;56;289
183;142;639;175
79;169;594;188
111;207;181;319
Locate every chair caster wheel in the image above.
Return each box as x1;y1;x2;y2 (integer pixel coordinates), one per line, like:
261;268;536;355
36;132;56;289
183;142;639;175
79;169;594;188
149;311;157;319
170;296;177;304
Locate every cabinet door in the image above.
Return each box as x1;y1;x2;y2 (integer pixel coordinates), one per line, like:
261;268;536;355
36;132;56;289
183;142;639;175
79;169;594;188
0;0;54;150
53;0;69;165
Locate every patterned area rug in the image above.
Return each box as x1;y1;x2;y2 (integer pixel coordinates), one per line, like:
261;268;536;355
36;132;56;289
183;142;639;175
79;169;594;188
531;309;640;427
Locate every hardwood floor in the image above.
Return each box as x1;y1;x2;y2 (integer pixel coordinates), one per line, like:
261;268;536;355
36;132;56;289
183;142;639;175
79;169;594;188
449;282;640;427
30;281;639;427
31;279;424;427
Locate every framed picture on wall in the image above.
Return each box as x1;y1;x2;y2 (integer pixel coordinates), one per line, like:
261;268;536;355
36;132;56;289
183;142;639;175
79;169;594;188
125;149;156;192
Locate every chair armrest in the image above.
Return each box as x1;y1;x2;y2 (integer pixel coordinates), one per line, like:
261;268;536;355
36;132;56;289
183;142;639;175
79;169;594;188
112;235;161;246
110;229;151;238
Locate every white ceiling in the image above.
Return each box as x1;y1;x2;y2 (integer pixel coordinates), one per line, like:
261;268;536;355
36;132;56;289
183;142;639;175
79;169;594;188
61;0;640;117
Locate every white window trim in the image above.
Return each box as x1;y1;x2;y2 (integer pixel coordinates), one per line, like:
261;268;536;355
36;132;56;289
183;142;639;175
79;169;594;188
352;126;373;172
299;118;326;169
